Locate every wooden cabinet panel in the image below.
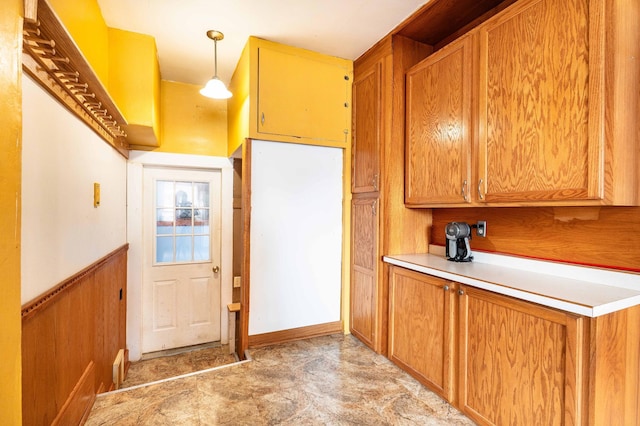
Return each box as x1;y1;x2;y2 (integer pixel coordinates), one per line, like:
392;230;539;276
477;0;600;203
458;285;586;425
389;266;456;401
404;0;639;206
352;62;381;193
350;198;379;349
406;36;473;205
258;47;351;143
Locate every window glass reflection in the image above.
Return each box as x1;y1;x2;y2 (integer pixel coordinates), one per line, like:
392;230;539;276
155;179;211;264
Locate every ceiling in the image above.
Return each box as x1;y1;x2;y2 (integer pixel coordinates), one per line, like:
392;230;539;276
96;0;428;87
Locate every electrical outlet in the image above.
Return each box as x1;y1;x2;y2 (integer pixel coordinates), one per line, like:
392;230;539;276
476;221;487;237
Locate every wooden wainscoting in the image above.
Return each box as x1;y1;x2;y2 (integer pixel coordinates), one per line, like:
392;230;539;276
21;244;128;425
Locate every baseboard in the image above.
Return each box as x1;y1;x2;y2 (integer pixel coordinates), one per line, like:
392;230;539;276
52;362;96;426
248;321;343;348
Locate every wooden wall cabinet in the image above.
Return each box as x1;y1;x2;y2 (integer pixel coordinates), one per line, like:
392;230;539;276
349;36;433;354
388;266;456;402
405;35;473;205
405;0;640;207
227;37;352;155
351;62;381;194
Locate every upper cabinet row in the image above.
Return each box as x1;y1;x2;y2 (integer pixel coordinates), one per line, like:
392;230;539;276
402;0;639;207
228;37;352;155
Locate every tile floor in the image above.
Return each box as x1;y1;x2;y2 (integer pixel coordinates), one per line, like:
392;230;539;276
87;334;475;425
121;344;238;389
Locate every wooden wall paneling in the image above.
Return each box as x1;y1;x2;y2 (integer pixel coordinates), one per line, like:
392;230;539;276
589;305;640;424
21;245;128;423
431;206;640;271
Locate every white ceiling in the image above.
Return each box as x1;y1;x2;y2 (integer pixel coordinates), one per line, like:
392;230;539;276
96;0;428;87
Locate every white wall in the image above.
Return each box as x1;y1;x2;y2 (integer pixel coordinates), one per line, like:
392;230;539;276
21;75;127;304
249;140;343;335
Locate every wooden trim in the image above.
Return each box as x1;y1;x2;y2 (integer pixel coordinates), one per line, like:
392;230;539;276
238;139;252;359
51;362;96;426
21;244;129;321
21;0;129;158
248;321;343;348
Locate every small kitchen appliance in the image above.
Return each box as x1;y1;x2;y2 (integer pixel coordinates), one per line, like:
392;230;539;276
445;222;473;262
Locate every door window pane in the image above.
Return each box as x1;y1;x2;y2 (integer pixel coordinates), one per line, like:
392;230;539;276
194;236;210;261
156;236;174;262
154;179;211;264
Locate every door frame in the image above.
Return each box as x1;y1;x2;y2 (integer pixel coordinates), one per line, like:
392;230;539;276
127;151;234;361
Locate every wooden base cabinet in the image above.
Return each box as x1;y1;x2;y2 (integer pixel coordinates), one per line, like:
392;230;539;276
458;285;587;425
388;266;640;425
388;266;456;402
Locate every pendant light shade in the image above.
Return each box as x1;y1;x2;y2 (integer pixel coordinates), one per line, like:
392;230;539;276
200;30;232;99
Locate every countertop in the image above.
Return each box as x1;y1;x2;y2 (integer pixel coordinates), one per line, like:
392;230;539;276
383;250;640;317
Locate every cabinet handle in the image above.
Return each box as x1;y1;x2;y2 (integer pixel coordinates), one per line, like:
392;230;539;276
478;178;484;200
461;180;468;201
458;289;464;295
372;174;379;191
443;285;449;291
371;199;377;216
261;112;265;126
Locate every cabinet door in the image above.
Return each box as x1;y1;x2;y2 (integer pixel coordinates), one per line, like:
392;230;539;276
352;62;381;193
477;0;603;203
405;36;473;205
258;47;350;143
458;285;587;425
350;197;379;350
389;266;456;401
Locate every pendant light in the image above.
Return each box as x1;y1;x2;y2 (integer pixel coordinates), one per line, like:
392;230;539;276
200;30;232;99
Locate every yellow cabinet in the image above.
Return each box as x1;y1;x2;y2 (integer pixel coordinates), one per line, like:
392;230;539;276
108;28;160;148
227;37;352;155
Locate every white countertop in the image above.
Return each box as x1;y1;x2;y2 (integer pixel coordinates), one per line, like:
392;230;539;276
382;250;640;317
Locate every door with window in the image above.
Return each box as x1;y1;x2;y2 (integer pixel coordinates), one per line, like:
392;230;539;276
142;167;222;353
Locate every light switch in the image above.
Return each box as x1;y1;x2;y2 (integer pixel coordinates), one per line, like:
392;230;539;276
94;183;100;207
233;276;241;288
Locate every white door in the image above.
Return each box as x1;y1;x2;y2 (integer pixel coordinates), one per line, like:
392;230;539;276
142;167;222;353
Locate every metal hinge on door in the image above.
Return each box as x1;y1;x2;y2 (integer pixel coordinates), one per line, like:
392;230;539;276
372;199;377;216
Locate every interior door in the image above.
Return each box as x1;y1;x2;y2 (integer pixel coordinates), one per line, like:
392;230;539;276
142;167;221;353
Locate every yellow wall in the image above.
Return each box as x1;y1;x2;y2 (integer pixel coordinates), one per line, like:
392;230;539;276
0;0;23;424
48;0;109;87
156;80;227;156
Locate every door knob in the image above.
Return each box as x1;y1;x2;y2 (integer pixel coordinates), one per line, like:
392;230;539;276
212;266;220;273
